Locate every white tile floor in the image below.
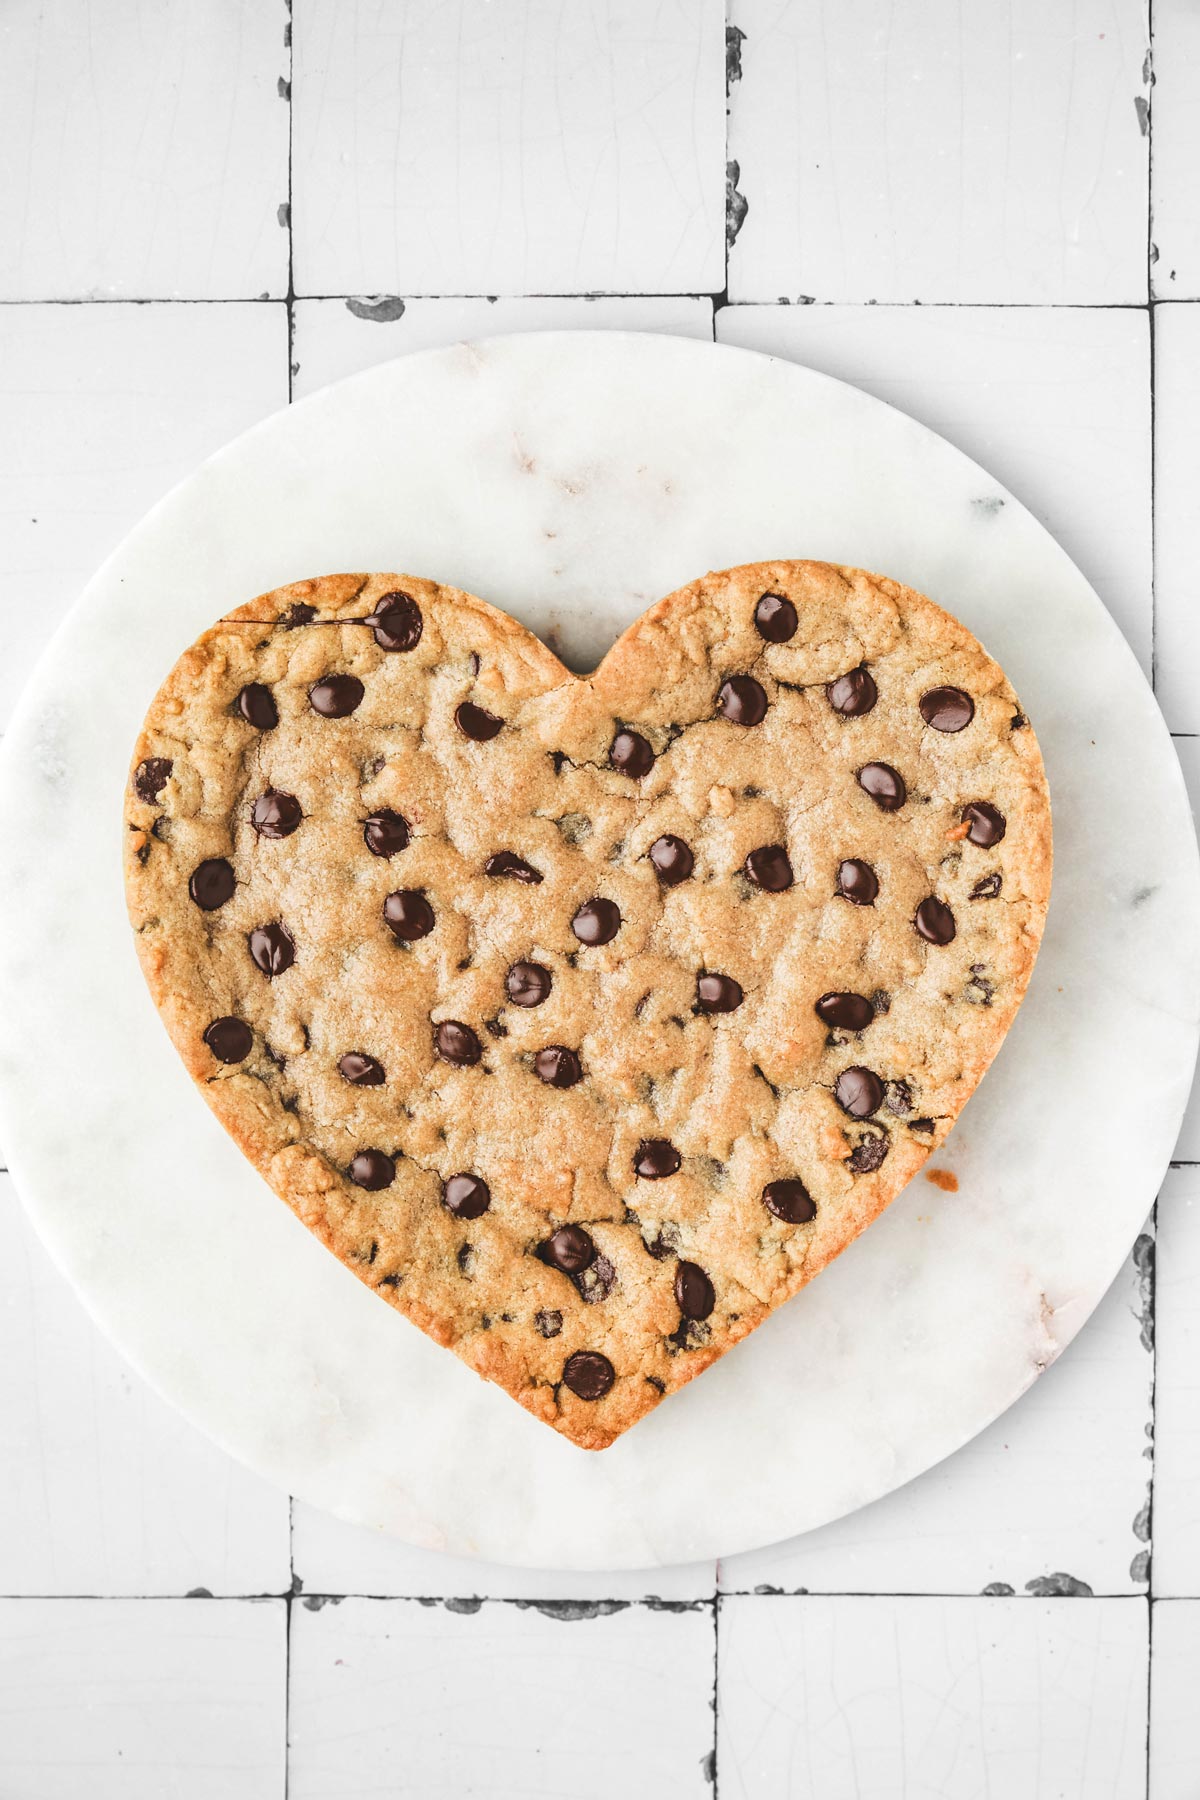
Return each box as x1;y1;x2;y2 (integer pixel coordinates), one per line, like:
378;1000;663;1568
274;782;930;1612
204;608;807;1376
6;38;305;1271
2;2;1198;1794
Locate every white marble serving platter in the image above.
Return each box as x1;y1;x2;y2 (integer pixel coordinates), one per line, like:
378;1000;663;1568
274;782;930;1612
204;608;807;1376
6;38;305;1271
0;331;1195;1570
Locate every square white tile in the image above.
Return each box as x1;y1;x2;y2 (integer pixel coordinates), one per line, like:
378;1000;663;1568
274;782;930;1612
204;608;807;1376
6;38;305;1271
1151;1167;1200;1596
0;1176;290;1597
717;1594;1148;1799
1150;1600;1200;1800
289;1595;715;1797
292;0;726;298
1163;743;1200;1165
727;0;1150;304
0;1598;284;1800
1150;0;1200;298
0;301;287;735
717;302;1153;677
1152;304;1200;733
0;0;289;299
719;1226;1153;1597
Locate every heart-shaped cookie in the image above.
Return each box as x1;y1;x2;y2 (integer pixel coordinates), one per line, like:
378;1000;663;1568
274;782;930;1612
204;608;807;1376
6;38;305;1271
125;561;1051;1449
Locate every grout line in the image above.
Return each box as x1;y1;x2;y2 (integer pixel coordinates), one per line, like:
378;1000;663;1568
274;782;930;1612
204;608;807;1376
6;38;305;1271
711;1591;721;1794
0;1589;1158;1604
2;292;1197;310
286;0;295;404
1147;1592;1155;1795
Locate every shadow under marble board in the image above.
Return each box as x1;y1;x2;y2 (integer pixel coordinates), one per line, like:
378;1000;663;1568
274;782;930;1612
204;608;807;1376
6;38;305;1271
0;332;1194;1569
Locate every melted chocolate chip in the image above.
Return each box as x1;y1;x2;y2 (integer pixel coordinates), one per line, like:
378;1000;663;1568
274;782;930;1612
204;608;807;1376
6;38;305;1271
914;896;956;945
367;590;422;651
717;674;768;726
835;1066;884;1119
963;801;1006;847
339;1052;385;1086
762;1179;816;1224
189;858;236;911
535;1309;562;1338
134;757;172;804
363;810;410;857
971;872;1003;900
837;859;878;905
649;835;694;886
456;700;503;741
506;961;551;1007
534;1045;583;1087
562;1350;615;1400
383;889;434;940
697;972;743;1014
572;898;621;945
434;1020;482;1066
349;1149;395;1190
251;789;302;839
309;675;364;717
609;729;654;777
857;763;907;810
248;921;295;977
884;1079;913;1117
634;1139;681;1179
920;686;974;732
675;1261;715;1320
848;1129;889;1173
203;1017;252;1064
744;844;793;891
643;1223;681;1259
815;992;874;1031
282;603;316;628
236;684;277;730
444;1173;490;1218
575;1254;616;1303
484;851;542;883
910;1118;935;1135
754;592;798;642
827;668;878;716
541;1224;595;1273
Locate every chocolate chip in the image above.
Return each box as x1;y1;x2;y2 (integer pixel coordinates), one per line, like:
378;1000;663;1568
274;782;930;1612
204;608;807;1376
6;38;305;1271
965;965;995;1007
884;1079;913;1117
456;1243;474;1275
484;851;542;883
697;972;743;1014
754;592;798;642
189;858;236;911
575;1255;616;1303
541;1224;595;1273
251;789;302;839
649;835;694;885
675;1261;715;1320
444;1173;490;1218
282;603;316;628
920;686;974;732
815;992;874;1031
963;801;1006;847
456;700;503;741
835;1066;884;1119
134;757;172;804
435;1020;482;1066
203;1017;252;1064
762;1179;816;1223
349;1149;395;1190
534;1046;583;1087
383;889;434;940
837;858;878;905
827;668;878;716
367;590;423;651
309;675;365;717
914;896;956;944
970;872;1003;900
643;1222;681;1259
847;1129;889;1173
339;1052;385;1086
717;674;768;726
572;897;621;945
857;763;907;810
363;810;410;857
506;961;551;1007
236;684;277;730
910;1118;935;1135
744;844;793;891
535;1309;562;1338
635;1139;681;1179
609;729;654;777
562;1350;615;1400
248;921;295;977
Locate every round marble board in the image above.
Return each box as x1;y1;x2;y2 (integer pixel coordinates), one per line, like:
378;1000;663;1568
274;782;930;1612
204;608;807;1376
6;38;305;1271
0;332;1196;1571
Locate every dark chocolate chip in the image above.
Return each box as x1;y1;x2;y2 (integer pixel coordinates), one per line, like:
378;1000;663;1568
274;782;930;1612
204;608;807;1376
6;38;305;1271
575;1255;616;1303
484;851;542;883
815;991;874;1031
717;674;768;725
675;1261;715;1320
309;674;364;717
827;668;878;716
884;1078;913;1117
189;858;236;911
857;763;907;810
697;972;743;1014
534;1045;583;1088
562;1350;615;1400
434;1020;482;1066
837;858;878;905
248;921;296;977
363;810;410;856
535;1309;562;1338
835;1066;884;1119
367;590;423;651
338;1052;385;1086
541;1224;595;1273
762;1179;816;1224
847;1129;889;1173
383;889;434;940
282;603;316;627
643;1224;681;1259
910;1118;935;1135
444;1173;490;1218
572;897;621;945
506;961;551;1007
920;686;974;732
634;1139;681;1179
349;1149;395;1190
236;684;277;730
203;1017;252;1064
134;757;172;804
971;872;1003;900
649;835;694;886
963;801;1006;847
744;844;793;891
609;729;654;777
251;789;302;839
754;592;798;642
914;896;956;945
456;701;503;741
